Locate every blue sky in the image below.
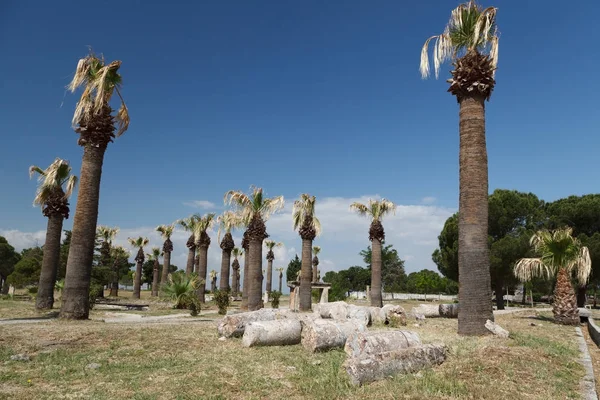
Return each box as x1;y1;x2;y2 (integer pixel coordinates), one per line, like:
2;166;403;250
1;1;599;286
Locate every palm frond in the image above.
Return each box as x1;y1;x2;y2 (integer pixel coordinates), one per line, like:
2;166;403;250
265;240;283;250
147;246;162;260
156;224;175;239
312;246;321;255
30;158;77;207
292;193;320;235
193;213;217;243
513;258;552;282
225;186;284;223
351;198;396;222
232;247;243;259
349;202;369;216
127;236;149;249
217;211;244;242
569;246;592;286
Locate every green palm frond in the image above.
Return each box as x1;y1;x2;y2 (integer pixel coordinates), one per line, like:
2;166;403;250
127;236;149;249
146;246;162;260
514;227;592;286
312;246;321;255
178;214;201;232
224;186;284;223
420;0;499;79
156;224;175;239
264;240;283;251
111;245;129;259
232;247;243;259
292;193;321;235
209;270;218;280
350;198;396;222
161;273;200;309
193;213;217;244
68;51;130;136
97;226;119;244
29;158;78;208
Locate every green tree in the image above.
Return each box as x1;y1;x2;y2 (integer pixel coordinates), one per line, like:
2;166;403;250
286;255;302;283
109;246;131;297
29;158;77;309
57;230;71;281
406;270;444;297
420;0;499;335
61;52;130;320
8;247;44;289
0;237;20;294
323;270;350;301
360;244;407;293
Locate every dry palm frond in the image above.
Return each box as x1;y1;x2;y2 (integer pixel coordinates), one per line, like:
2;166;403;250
146;247;162;261
513;258;551;282
312;246;321;255
193;213;217;244
350;198;396;222
97;226;119;244
29;158;78;208
232;247;243;259
217;211;244;242
209;270;218;280
178;214;201;232
420;0;499;79
292;193;322;235
224;186;285;223
156;224;175;239
264;240;283;251
127;236;149;249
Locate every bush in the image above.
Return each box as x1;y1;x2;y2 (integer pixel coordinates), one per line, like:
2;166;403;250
28;286;38;295
161;272;202;312
213;289;230;315
312;289;320;303
89;284;104;310
271;291;282;309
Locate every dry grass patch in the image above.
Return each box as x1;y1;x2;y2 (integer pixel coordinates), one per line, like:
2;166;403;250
0;309;586;400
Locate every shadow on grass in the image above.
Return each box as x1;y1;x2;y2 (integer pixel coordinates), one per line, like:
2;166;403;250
0;311;60;323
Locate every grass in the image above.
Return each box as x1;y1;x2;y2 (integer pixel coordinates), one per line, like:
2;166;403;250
0;298;587;400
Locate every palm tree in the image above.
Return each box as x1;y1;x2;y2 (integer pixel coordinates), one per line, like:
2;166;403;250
264;240;282;295
178;215;201;276
217;212;242;292
147;247;162;297
60;51;130;320
209;270;218;293
231;247;243;296
312;246;321;283
514;228;591;325
420;0;499;335
29;158;77;310
109;246;128;297
240;231;250;309
161;273;200;309
128;237;149;299
276;267;285;293
293;194;321;311
156;224;175;287
350;199;396;307
96;225;119;297
194;213;216;303
225;186;284;311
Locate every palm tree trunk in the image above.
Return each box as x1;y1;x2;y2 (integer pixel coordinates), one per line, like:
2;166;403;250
247;238;263;311
161;251;171;287
299;239;313;311
553;268;579;325
494;279;504;310
110;261;118;297
312;262;318;284
60;144;107;320
185;235;195;276
197;245;208;303
457;93;493;335
370;238;383;307
278;273;283;293
241;251;249;310
0;277;8;295
219;249;232;291
521;284;526;305
132;260;142;299
266;259;273;294
36;214;64;310
151;260;159;297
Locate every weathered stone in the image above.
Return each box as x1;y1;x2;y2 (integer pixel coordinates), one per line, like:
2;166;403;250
10;354;30;362
316;301;349;320
344;330;422;358
86;363;101;370
242;319;302;347
347;305;372;326
439;303;459;318
343;343;447;386
217;309;280;338
411;304;439;318
380;305;407;326
302;319;365;353
485;319;509;338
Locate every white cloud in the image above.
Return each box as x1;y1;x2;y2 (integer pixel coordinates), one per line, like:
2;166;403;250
182;200;216;209
421;196;436;204
0;229;48;251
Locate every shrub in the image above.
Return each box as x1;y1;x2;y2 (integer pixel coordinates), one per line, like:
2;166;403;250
271;291;282;308
161;272;202;312
28;286;38;295
213;289;230;315
89;284;104;310
311;289;321;303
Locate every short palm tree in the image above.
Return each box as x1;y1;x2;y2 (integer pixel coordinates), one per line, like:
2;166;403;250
109;246;129;297
231;247;243;296
61;51;130;320
194;213;216;303
514;228;591;325
161;272;200;309
178;215;201;276
128;237;149;299
276;267;285;293
350;199;396;307
209;270;218;293
225;186;284;311
293;194;321;311
264;240;282;295
312;246;321;283
217;211;242;292
29;158;77;310
147;247;162;297
156;224;175;287
420;0;499;335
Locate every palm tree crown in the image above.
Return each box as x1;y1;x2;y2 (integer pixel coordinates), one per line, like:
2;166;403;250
224;186;285;226
178;215;202;249
350;199;396;242
97;226;119;244
232;247;243;260
68;51;130;137
156;224;175;253
265;240;282;261
147;247;162;261
128;237;149;262
29;158;78;218
293;194;321;239
194;213;216;246
420;0;499;79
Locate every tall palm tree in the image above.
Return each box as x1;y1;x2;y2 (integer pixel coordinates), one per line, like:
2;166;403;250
514;228;591;325
231;247;243;296
156;224;175;287
276;267;285;293
350;199;396;307
109;246;128;297
128;237;149;299
264;240;282;295
312;246;321;283
178;215;201;276
97;225;119;296
420;0;499;335
225;186;284;311
240;231;250;309
29;158;77;310
217;211;242;292
194;213;216;303
60;52;130;320
293;194;321;311
147;247;162;297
